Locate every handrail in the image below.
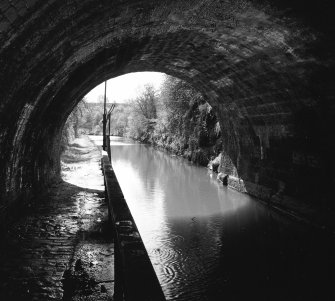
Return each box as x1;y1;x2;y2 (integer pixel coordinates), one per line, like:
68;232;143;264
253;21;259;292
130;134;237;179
101;151;166;301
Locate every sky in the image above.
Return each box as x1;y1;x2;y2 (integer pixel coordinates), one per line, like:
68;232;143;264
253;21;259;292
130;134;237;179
84;72;166;103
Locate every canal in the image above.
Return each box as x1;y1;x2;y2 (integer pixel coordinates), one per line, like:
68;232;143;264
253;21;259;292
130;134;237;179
91;136;334;301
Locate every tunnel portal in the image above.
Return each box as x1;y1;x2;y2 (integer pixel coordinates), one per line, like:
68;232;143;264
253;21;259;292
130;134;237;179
0;0;334;226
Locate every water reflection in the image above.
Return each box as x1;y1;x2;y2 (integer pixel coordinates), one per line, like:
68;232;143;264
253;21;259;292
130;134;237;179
110;140;249;219
105;136;334;301
108;137;252;300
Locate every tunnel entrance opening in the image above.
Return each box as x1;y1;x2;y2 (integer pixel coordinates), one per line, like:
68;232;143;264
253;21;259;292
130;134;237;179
59;71;241;195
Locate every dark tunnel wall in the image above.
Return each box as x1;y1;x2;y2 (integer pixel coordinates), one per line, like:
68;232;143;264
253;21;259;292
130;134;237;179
0;0;334;225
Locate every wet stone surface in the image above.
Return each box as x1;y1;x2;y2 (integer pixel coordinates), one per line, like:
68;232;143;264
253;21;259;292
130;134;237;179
0;137;114;300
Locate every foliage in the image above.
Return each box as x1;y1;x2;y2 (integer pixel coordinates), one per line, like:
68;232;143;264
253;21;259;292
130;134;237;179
61;99;91;150
152;76;220;159
61;98;107;150
109;75;221;165
61;76;222;166
109;105;131;136
132;84;157;120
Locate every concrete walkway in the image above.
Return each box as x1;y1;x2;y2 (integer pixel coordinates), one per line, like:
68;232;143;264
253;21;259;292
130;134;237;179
0;136;114;301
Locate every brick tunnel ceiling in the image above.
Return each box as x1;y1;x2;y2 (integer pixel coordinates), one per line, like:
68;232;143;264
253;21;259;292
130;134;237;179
0;0;334;210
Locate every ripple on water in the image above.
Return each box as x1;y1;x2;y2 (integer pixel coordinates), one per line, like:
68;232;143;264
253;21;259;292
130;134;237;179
149;239;220;301
162;264;177;285
150;233;185;247
150;247;184;284
150;245;211;293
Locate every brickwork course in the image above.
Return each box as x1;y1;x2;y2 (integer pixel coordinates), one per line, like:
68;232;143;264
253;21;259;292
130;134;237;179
0;1;334;227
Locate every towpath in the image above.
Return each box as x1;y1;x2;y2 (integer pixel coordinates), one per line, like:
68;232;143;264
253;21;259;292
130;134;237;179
0;136;114;301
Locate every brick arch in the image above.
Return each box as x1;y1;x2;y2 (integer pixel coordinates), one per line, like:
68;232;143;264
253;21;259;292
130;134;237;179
0;0;334;221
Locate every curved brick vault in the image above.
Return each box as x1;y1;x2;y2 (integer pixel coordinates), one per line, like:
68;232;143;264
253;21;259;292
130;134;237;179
0;0;334;224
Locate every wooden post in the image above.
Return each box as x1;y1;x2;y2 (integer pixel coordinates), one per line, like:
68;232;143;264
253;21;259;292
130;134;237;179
102;81;107;150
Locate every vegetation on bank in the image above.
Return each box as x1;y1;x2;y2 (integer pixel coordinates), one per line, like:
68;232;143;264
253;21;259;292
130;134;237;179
61;100;101;150
62;76;222;167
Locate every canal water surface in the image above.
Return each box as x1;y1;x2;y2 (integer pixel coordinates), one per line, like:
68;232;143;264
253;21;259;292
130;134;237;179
91;136;334;301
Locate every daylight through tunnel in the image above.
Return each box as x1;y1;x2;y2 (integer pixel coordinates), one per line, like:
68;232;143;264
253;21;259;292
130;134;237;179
0;0;335;226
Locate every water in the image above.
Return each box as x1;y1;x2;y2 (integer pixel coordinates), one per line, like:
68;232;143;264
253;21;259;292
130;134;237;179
90;136;334;301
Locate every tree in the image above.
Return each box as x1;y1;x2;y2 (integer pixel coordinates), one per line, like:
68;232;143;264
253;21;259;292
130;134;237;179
159;76;203;136
61;98;91;151
132;84;157;120
65;98;89;138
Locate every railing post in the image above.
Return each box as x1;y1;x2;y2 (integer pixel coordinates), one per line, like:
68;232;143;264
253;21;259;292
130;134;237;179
107;114;111;159
102;81;107;150
102;114;107;150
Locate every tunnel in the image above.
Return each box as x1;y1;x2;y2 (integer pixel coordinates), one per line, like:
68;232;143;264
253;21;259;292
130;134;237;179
0;0;335;229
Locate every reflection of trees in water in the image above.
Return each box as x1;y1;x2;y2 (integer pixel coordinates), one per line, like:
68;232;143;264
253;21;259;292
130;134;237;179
111;141;249;218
